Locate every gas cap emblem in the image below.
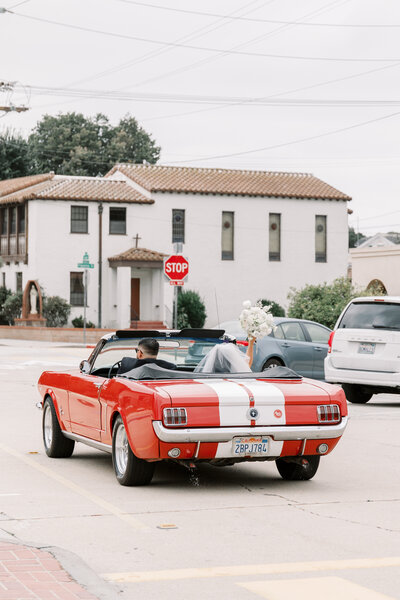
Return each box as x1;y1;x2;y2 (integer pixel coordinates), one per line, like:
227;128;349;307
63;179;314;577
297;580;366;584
274;409;282;419
247;407;259;420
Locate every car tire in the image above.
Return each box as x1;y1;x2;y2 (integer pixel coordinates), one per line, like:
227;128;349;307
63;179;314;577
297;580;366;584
112;415;155;486
275;455;320;480
342;384;372;404
42;397;75;458
263;358;284;370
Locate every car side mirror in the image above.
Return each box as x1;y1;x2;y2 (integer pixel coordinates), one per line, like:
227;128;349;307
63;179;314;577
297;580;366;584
79;360;91;374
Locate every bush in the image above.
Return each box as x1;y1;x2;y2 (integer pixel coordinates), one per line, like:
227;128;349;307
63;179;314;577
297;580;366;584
0;286;12;325
3;291;23;325
257;298;285;317
177;290;206;328
72;315;95;328
43;296;71;327
287;277;385;330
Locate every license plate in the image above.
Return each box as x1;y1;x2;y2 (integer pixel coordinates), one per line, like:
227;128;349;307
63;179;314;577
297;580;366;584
233;436;269;456
358;342;375;354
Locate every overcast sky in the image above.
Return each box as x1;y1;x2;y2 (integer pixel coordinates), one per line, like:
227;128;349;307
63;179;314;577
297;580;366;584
1;0;400;235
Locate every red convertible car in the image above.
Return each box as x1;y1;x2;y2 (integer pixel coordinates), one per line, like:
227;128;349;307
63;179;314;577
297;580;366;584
38;329;348;486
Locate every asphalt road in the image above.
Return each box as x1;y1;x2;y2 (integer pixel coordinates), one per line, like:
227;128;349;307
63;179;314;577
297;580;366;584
0;340;399;600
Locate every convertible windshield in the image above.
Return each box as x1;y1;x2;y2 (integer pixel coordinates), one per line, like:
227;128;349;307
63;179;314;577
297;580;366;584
92;336;223;371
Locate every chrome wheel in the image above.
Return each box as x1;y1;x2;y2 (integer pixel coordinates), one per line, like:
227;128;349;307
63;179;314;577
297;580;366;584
42;398;75;458
112;415;155;486
114;423;129;476
43;404;53;449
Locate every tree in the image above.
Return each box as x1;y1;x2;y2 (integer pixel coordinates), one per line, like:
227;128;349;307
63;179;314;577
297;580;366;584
0;130;30;179
2;291;22;325
0;286;12;325
28;112;160;176
257;298;285;317
349;226;366;248
43;296;71;327
177;290;207;328
287;277;385;330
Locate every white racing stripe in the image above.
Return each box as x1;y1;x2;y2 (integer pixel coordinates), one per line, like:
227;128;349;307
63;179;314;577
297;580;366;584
199;379;286;459
242;380;286;425
198;379;249;426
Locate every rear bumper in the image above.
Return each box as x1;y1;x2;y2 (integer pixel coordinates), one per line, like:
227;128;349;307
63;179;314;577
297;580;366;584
152;417;348;443
324;359;400;388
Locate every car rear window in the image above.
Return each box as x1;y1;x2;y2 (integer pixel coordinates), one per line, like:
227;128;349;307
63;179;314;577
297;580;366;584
338;302;400;330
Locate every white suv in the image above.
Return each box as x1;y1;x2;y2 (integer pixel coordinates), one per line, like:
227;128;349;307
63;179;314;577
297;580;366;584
324;296;400;403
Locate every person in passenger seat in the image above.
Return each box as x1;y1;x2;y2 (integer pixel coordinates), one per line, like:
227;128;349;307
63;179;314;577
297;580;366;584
117;338;176;374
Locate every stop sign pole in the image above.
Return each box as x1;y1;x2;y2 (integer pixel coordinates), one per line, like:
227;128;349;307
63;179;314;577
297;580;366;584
164;254;189;328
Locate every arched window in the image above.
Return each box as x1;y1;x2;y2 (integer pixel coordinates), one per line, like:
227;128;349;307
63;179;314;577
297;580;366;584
367;279;387;295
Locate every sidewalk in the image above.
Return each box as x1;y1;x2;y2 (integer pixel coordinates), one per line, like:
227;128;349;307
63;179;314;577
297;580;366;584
0;540;118;600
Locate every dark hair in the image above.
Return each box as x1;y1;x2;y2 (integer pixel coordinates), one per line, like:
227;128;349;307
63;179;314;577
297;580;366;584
138;338;159;356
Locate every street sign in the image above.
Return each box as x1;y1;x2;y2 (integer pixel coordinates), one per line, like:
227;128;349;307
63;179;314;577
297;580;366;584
164;255;189;285
77;252;94;269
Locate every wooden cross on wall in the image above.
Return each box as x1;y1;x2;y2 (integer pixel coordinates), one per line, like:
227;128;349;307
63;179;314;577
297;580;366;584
133;233;141;248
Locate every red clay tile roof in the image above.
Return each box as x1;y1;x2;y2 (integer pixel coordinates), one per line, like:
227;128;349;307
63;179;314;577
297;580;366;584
107;164;351;201
108;247;166;262
0;175;152;205
0;174;54;199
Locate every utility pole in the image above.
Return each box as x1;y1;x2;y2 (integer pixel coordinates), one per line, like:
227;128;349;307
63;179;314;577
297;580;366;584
98;203;103;329
0;81;29;113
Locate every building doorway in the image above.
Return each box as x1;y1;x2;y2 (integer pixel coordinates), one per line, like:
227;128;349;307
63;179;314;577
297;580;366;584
130;278;140;321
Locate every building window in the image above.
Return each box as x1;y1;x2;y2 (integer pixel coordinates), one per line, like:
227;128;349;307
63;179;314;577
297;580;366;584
172;209;185;243
10;207;16;235
18;206;25;234
70;272;84;306
315;215;327;262
71;206;88;234
1;208;8;236
221;211;234;260
16;272;22;292
269;213;281;261
109;207;126;234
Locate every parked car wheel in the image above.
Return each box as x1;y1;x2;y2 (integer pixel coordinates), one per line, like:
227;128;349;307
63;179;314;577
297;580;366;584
263;357;284;370
275;455;320;480
43;397;75;458
342;384;372;404
112;416;155;486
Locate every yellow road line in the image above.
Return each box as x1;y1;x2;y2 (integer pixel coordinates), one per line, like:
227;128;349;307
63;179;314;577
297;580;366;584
0;442;147;531
239;576;396;600
103;556;400;583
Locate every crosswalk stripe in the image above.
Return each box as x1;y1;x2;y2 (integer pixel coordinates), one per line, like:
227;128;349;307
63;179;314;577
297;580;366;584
239;576;396;599
103;556;400;583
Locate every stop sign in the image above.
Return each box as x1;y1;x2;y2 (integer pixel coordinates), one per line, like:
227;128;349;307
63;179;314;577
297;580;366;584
164;255;189;283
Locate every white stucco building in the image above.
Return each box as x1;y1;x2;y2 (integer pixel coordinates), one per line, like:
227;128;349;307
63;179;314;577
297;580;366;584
0;164;351;328
350;233;400;295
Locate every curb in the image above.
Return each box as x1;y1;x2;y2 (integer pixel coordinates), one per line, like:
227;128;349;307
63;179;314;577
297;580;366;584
0;535;122;600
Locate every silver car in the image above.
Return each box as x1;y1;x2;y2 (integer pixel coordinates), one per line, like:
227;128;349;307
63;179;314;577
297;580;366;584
217;318;331;380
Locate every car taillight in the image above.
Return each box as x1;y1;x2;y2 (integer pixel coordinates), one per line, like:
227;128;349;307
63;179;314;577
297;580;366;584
327;331;335;353
163;408;187;426
236;340;249;347
317;404;341;423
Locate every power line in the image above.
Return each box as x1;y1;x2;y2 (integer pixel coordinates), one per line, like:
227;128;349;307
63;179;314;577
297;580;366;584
124;0;351;89
116;0;400;29
18;84;400;107
169;109;400;163
9;9;400;63
62;0;274;88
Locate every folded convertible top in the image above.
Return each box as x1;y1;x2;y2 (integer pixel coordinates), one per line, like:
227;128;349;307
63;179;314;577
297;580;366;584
120;363;302;380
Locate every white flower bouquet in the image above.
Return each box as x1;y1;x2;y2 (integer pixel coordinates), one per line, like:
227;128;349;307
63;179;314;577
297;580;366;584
239;300;275;340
